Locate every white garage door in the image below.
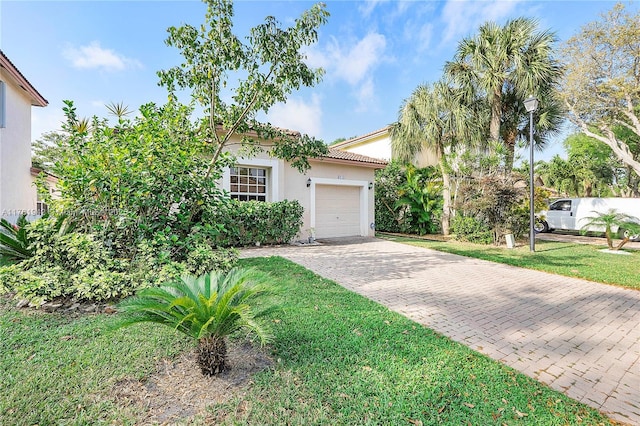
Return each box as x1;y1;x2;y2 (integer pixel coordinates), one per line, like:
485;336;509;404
315;185;361;238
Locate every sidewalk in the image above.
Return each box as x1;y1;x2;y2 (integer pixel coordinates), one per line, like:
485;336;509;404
241;238;640;424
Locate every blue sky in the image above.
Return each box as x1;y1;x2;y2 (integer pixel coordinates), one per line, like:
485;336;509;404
1;0;633;162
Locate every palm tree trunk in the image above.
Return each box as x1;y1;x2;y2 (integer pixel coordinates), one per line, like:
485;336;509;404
197;335;228;376
490;90;502;144
440;160;452;235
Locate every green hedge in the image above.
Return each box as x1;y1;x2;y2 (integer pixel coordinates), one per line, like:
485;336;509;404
206;199;304;247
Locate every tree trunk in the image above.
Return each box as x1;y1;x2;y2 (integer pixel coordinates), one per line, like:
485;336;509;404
490;90;502;144
440;161;452;235
197;335;228;376
503;130;517;174
575;120;640;178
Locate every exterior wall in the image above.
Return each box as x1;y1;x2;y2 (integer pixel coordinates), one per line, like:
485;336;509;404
337;128;439;168
0;71;37;222
219;135;377;239
343;135;392;161
284;159;376;239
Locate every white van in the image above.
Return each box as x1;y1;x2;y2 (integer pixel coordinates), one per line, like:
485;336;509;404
536;198;640;240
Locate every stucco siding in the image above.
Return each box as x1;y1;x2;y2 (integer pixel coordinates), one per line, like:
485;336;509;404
0;70;37;221
343;137;391;161
219;137;377;240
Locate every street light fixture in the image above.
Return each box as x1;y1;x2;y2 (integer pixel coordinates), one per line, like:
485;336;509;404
524;95;539;252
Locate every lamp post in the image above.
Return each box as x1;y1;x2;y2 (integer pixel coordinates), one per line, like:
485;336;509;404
524;95;539;252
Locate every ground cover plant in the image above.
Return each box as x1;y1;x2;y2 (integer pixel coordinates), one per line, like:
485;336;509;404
1;257;612;425
380;234;640;290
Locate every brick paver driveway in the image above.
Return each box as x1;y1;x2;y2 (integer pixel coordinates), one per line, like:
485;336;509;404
242;238;640;424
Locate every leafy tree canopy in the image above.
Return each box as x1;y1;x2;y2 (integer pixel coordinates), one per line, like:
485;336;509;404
157;0;330;177
561;2;640;176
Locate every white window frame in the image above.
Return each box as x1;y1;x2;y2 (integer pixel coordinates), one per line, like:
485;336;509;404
222;158;280;202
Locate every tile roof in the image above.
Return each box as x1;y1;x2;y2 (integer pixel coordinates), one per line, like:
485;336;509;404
0;50;48;107
321;148;388;166
330;125;391;149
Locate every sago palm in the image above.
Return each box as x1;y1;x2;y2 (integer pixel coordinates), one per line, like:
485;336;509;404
117;268;273;376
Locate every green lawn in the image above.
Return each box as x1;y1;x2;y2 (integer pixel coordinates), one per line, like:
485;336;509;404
379;234;640;290
1;257;611;425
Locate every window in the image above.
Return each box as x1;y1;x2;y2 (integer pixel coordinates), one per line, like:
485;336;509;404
229;166;267;201
550;200;571;211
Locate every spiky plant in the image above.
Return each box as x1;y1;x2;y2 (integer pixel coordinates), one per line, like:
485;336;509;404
581;209;640;250
116;268;272;375
0;214;33;261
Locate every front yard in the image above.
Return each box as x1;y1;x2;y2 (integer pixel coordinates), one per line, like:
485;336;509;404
1;257;612;425
380;234;640;290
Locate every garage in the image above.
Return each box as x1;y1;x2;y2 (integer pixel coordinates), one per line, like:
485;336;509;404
314;184;362;238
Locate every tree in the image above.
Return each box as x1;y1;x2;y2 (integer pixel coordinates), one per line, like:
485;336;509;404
157;0;329;191
564;133;615;197
50;100;219;258
391;81;480;235
117;268;272;376
581;209;640;250
561;3;640;177
31;131;67;172
445;18;563;172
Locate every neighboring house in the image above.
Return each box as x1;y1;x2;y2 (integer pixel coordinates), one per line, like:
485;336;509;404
331;125;438;168
222;132;387;239
0;50;48;223
29;166;60;215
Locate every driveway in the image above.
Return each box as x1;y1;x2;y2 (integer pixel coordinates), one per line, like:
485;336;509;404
241;238;640;425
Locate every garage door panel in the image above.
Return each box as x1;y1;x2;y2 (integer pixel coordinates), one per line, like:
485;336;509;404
315;185;361;238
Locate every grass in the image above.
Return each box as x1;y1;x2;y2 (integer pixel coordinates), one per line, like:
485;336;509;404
379;234;640;290
207;257;609;425
0;299;193;424
1;257;612;425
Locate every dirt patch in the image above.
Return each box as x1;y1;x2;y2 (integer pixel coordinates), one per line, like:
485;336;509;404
112;340;273;425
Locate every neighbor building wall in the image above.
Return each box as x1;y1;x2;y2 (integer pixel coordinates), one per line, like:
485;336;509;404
0;70;38;221
342;137;392;161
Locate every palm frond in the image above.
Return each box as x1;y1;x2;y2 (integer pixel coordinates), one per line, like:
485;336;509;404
115;268;273;343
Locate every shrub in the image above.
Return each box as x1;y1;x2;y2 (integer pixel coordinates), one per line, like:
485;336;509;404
186;245;239;276
0;217;144;305
451;215;493;245
206;199;304;247
375;162;443;234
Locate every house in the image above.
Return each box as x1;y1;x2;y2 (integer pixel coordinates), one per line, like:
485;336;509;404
0;50;48;223
331;125;438;168
222;132;387;239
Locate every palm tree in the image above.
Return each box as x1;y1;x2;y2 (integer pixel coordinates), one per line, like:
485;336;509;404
445;18;563;172
391;81;483;234
117;268;273;376
581;209;640;250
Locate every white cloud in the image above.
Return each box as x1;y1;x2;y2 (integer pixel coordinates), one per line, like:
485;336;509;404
303;33;388;113
355;77;375;113
266;94;322;137
358;0;389;18
331;33;387;85
31;108;66;142
63;41;142;72
440;0;523;44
